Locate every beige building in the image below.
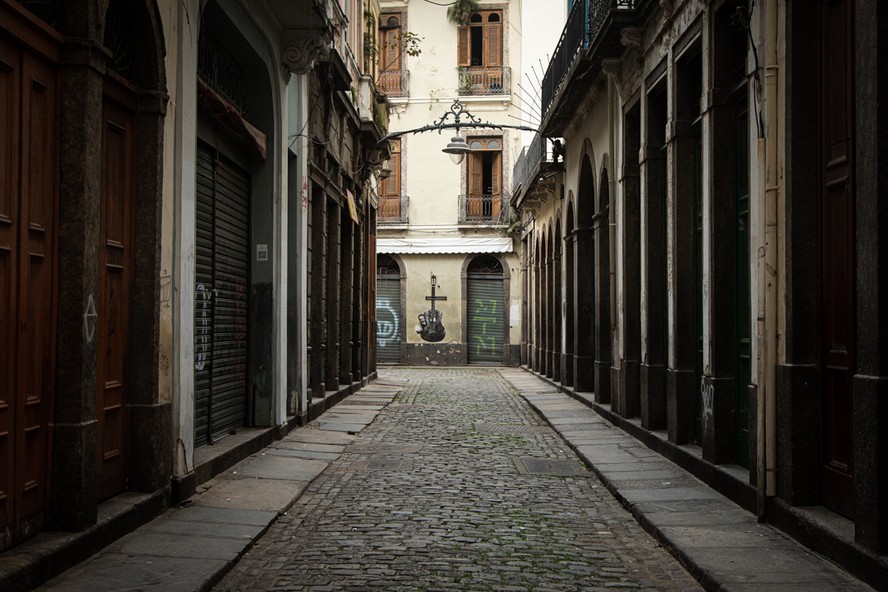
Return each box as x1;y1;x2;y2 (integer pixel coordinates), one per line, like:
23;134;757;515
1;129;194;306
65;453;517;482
375;0;538;365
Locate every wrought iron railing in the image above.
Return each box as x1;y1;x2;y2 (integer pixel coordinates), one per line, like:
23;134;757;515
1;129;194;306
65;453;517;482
512;133;560;195
459;193;510;224
458;67;511;96
378;69;409;98
541;0;640;120
378;195;409;224
198;29;248;115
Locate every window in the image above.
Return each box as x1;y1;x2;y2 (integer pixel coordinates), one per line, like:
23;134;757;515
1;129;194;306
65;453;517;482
379;13;407;96
457;11;506;94
458;11;502;67
379;139;403;222
465;137;502;222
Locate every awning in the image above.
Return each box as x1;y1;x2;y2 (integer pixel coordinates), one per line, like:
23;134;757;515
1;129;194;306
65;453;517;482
377;237;513;254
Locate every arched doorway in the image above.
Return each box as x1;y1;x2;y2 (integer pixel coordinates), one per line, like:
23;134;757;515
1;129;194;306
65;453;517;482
0;0;61;546
376;255;403;364
466;254;506;365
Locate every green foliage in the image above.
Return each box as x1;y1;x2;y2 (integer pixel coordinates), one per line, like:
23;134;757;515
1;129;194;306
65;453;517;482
447;0;479;25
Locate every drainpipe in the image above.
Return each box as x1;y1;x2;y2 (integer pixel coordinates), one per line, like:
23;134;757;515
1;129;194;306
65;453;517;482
608;74;618;375
757;0;780;519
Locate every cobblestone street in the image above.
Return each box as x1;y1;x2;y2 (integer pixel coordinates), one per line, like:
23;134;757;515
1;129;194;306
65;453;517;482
215;368;701;591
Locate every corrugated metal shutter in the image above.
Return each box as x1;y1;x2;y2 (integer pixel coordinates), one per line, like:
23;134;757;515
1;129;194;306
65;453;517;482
194;142;250;446
467;277;504;364
376;276;401;363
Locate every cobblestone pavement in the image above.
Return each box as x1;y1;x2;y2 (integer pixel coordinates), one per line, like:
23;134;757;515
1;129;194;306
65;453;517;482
215;368;701;591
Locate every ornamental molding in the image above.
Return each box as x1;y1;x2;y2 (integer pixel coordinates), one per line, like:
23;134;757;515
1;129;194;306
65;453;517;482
282;35;329;75
620;27;643;50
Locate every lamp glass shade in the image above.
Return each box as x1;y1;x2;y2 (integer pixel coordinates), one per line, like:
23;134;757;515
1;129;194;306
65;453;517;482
443;135;470;165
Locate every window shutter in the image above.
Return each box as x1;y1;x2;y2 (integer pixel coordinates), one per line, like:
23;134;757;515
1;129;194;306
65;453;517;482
485;22;502;67
457;26;470;67
384;28;401;71
469;152;483;195
468;151;483;219
491;151;502;218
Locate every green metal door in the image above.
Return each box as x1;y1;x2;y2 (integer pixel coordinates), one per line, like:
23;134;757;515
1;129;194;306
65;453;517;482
693;122;704;443
734;90;751;468
467;276;505;364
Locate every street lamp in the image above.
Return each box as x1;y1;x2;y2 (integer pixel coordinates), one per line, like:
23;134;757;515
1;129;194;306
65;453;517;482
443;135;470;164
376;99;539;165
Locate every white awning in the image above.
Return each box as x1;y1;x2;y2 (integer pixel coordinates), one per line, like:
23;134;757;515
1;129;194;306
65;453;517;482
377;237;513;254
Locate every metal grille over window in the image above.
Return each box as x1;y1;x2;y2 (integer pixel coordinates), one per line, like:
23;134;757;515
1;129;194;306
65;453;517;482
198;30;248;116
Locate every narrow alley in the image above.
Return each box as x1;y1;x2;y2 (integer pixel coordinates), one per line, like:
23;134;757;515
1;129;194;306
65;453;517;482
34;367;877;591
216;367;700;591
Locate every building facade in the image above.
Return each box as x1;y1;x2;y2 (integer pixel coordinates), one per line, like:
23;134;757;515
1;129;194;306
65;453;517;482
512;0;888;586
374;0;531;366
0;0;386;579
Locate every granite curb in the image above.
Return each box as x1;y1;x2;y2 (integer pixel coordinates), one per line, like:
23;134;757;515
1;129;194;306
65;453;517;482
497;367;875;592
33;381;405;592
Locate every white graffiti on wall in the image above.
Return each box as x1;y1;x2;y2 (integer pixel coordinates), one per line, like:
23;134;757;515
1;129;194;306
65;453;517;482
700;376;714;430
376;298;399;347
195;284;212;371
82;295;97;344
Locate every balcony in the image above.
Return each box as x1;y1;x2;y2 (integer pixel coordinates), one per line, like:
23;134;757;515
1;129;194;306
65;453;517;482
378;195;409;225
511;133;563;210
378;69;409;98
458;67;511;96
459;193;510;225
540;0;647;133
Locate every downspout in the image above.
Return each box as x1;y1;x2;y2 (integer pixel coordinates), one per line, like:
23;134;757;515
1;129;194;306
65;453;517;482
757;0;780;519
608;74;618;378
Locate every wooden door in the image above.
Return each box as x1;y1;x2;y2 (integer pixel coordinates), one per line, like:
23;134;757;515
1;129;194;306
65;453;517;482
733;89;751;468
0;30;59;546
97;80;136;500
820;0;855;519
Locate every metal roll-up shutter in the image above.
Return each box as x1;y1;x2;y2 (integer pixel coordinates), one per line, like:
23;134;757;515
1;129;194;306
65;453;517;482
194;142;250;446
210;157;250;437
376;275;401;363
467;277;505;364
194;144;215;445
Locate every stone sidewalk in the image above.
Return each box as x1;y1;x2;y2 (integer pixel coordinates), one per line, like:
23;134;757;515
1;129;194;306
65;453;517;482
35;367;876;591
497;367;874;592
35;379;405;592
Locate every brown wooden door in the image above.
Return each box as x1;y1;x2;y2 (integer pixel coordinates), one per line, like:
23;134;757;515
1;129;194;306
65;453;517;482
97;79;136;500
820;0;855;519
0;29;59;547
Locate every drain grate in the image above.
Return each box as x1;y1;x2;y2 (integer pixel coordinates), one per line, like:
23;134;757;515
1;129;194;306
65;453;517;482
513;456;591;477
341;399;389;407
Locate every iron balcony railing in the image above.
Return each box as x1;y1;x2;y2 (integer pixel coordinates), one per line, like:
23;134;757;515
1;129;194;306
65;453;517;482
541;0;639;120
378;69;409;98
378;195;409;224
512;133;560;195
459;193;510;224
458;67;511;96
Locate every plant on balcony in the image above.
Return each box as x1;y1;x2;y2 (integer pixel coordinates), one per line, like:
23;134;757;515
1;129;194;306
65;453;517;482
446;0;479;25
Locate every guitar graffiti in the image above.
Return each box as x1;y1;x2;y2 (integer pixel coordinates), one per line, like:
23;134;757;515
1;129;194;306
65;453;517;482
418;273;447;343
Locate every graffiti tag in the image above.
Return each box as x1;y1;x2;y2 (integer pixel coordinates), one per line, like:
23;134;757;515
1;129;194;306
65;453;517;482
82;295;97;344
195;284;212;371
376;298;399;347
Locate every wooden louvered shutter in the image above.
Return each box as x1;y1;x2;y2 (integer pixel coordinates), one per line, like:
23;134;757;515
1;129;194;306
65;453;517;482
468;151;483;219
457;26;470;66
491;151;502;219
383;27;400;72
485;22;502;67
